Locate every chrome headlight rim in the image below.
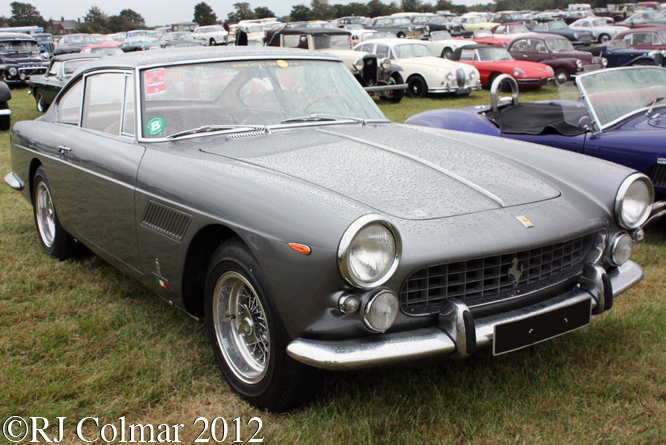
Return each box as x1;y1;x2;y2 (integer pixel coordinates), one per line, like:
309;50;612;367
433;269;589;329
362;288;399;333
380;57;392;70
610;232;633;266
614;173;654;230
337;214;402;290
353;58;365;71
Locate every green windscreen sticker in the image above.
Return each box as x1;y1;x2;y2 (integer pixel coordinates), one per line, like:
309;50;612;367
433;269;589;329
146;117;165;136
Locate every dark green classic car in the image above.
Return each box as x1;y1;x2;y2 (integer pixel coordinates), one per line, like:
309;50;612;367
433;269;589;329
29;54;102;112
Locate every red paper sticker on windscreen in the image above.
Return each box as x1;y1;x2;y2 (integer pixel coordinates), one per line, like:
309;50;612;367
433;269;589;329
145;68;165;95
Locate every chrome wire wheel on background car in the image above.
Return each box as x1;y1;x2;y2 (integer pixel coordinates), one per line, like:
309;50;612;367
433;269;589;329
204;238;320;412
35;181;56;248
554;68;570;86
212;271;270;384
36;90;46;112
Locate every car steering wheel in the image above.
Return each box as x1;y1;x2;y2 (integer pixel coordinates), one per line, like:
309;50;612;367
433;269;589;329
303;94;354;111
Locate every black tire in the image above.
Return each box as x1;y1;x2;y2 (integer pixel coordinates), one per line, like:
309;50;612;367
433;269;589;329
598;33;610;43
397;32;406;38
205;238;319;412
379;73;405;103
407;76;427;98
209;38;216;46
554;68;570;86
35;89;47;112
0;101;9;131
441;47;453;59
32;166;79;259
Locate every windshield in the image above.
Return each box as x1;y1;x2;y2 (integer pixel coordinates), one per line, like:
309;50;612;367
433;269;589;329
508;25;529;33
431;31;453;40
0;39;39;53
478;47;513;61
546;38;574;51
394;43;434;58
345;24;364;30
34;35;53;42
578;67;666;128
139;59;385;139
313;34;351;49
548;21;567;30
607;39;629;49
63;35;96;44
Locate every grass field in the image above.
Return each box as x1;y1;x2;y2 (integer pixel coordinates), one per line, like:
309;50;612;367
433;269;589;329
1;85;665;444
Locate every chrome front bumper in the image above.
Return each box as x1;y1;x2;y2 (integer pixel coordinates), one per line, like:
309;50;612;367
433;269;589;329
287;261;643;370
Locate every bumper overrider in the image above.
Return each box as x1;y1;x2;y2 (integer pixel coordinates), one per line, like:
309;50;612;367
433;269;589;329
287;261;643;370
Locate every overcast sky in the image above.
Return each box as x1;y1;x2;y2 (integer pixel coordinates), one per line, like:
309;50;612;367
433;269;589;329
2;0;483;27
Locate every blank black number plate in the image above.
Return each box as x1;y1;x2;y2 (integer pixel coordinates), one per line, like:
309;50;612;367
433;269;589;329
493;298;592;355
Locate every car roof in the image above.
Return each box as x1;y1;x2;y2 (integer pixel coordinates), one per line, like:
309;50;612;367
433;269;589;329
275;28;350;35
76;46;341;71
0;32;36;41
510;32;568;40
360;38;427;46
52;53;104;62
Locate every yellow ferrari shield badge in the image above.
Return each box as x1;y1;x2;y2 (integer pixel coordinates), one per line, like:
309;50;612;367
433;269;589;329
516;216;534;228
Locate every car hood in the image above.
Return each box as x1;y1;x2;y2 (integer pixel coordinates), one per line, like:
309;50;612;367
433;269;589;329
198;124;561;220
480;60;553;75
400;56;472;72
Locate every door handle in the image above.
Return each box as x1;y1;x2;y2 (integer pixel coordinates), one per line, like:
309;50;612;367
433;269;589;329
57;146;72;154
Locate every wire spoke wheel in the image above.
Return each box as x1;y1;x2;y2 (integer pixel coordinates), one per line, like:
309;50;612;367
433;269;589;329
212;271;270;384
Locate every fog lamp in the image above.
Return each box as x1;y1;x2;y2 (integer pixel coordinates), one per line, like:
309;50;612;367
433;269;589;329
362;289;399;333
338;294;360;314
610;233;633;266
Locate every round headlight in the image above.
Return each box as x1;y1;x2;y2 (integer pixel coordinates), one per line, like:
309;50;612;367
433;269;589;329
575;59;583;69
446;72;454;80
513;68;525;77
380;57;391;70
338;215;401;289
601;57;608;67
546;65;555;75
353;58;364;71
363;289;399;333
615;173;653;229
8;67;18;76
611;233;633;266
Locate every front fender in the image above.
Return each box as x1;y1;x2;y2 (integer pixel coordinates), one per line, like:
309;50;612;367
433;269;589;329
404;108;502;137
0;81;11;102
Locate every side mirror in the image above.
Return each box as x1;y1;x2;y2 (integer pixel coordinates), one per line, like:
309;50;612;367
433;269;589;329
578;115;592;132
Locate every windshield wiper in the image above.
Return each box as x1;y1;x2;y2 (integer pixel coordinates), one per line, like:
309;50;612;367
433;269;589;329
167;124;266;139
281;114;366;125
646;97;665;115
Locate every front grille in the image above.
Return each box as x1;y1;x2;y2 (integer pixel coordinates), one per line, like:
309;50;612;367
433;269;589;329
649;164;666;187
400;233;596;316
456;68;465;88
362;56;377;85
582;64;602;72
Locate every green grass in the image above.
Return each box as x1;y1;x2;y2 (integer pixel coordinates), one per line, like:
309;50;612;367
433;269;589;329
1;86;665;444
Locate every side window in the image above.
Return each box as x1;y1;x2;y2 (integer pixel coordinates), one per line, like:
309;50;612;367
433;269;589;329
82;72;126;135
122;76;135;136
535;41;547;53
357;43;373;53
57;80;83;125
376;44;389;58
496;26;506;34
510;39;526;52
533;23;546;31
282;34;300;48
459;49;475;61
48;61;62;77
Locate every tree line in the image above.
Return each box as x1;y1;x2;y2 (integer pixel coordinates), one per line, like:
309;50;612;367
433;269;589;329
0;0;615;32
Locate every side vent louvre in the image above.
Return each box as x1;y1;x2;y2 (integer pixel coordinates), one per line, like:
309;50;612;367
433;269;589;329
141;201;192;242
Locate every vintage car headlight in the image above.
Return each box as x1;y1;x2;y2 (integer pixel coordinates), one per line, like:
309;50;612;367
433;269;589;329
8;67;17;76
649;50;660;58
573;33;580;40
615;173;653;229
380;57;391;70
353;58;364;71
546;65;555;75
601;58;608;67
513;68;526;77
362;289;399;333
338;215;401;289
468;70;476;79
610;233;633;266
446;72;454;80
575;59;583;69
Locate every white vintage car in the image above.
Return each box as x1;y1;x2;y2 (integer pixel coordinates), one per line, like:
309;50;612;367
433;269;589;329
354;38;481;98
418;30;477;59
569;17;629;43
192;25;229;46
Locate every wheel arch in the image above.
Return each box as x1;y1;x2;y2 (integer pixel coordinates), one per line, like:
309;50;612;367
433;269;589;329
28;158;43;201
181;223;242;317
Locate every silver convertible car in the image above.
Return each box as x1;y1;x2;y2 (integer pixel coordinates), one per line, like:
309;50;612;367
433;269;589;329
4;48;652;411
